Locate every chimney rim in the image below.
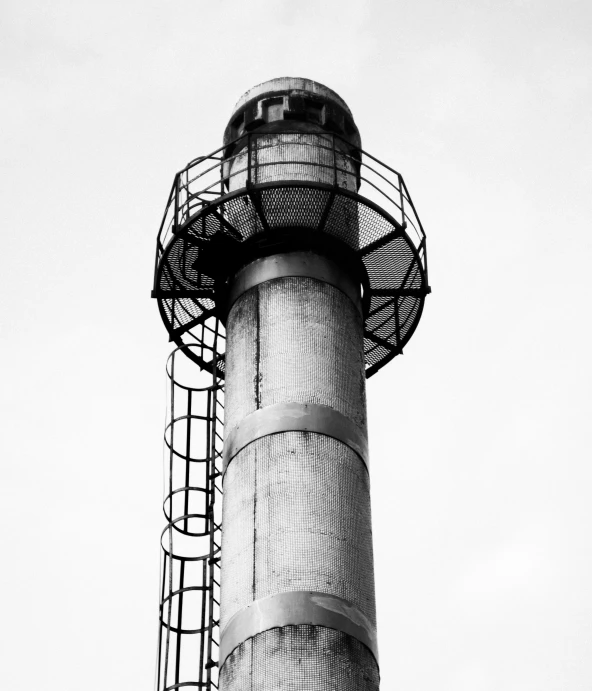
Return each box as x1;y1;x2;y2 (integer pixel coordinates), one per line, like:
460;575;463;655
230;77;354;120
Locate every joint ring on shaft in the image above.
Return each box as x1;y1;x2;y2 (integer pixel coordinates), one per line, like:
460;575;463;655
219;591;378;669
223;402;369;475
226;250;363;317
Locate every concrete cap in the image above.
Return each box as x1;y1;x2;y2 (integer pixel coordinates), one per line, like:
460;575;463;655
223;77;360;152
230;77;354;119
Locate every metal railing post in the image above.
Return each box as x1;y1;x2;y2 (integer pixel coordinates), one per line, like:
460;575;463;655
399;173;405;228
174;173;180;234
247;133;252;186
332;134;337;186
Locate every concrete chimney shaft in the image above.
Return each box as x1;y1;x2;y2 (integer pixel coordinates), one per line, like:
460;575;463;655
219;78;379;690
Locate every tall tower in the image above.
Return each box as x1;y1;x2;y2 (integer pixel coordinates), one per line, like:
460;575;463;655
152;77;429;691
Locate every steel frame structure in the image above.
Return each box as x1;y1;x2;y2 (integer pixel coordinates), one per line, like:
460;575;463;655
152;131;430;378
152;124;430;691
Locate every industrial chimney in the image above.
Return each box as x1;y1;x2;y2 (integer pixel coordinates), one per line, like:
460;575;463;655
151;77;430;691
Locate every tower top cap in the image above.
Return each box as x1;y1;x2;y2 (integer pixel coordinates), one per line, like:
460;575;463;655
224;77;360;151
231;77;354;118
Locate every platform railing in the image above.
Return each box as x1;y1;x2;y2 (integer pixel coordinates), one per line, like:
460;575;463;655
154;132;427;294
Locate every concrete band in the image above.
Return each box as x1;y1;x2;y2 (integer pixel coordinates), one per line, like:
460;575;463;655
226;251;363;317
222;402;369;474
219;591;379;669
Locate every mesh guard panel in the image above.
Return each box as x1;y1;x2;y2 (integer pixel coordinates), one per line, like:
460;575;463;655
155;183;428;378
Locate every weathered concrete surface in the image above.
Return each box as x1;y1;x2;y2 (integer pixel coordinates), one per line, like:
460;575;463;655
219;276;378;690
225;131;358;191
224;278;367;434
221;627;379;691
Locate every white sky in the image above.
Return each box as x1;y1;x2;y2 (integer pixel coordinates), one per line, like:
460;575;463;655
1;0;591;689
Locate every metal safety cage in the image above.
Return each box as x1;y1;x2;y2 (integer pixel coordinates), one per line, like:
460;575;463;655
156;339;224;691
152;131;430;378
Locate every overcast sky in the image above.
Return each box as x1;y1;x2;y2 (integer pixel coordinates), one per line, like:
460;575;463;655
1;0;591;689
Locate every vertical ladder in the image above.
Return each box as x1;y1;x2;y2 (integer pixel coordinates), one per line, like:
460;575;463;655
155;326;224;691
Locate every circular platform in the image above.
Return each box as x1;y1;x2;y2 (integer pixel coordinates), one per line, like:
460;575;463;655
154;180;429;378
